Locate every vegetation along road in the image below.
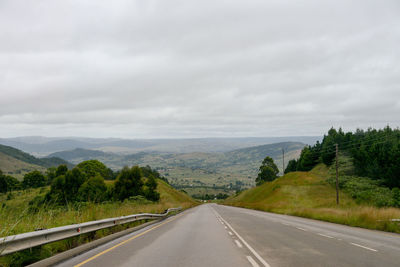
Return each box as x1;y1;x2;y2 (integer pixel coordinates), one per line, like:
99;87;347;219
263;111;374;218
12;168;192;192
56;204;400;267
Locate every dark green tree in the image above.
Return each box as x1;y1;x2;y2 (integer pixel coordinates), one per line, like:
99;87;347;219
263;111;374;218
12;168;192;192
55;164;68;177
0;170;7;193
144;175;160;201
22;171;46;189
256;156;279;185
284;159;298;174
114;166;144;201
5;175;20;191
77;160;111;179
297;147;315;171
78;175;107;202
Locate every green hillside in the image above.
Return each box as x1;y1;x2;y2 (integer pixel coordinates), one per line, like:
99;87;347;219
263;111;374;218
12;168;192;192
0;152;46;179
0;144;72;179
224;164;400;233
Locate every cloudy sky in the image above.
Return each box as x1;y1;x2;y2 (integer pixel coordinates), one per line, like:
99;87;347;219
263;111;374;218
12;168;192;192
1;0;399;138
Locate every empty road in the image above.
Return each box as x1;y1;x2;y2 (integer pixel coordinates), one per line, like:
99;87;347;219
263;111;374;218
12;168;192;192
57;204;400;267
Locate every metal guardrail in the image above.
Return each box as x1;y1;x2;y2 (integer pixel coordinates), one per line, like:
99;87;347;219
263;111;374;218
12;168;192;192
0;207;181;256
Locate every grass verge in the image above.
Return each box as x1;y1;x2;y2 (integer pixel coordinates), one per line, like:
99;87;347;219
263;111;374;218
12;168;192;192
223;164;400;233
0;179;197;266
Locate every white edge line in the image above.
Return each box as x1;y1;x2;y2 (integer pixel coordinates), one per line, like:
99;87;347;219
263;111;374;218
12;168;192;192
247;256;260;267
235;239;243;248
317;233;334;239
212;207;271;267
350;242;377;252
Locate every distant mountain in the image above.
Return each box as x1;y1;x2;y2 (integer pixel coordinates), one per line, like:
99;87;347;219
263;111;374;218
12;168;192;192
0;144;73;179
0;136;321;156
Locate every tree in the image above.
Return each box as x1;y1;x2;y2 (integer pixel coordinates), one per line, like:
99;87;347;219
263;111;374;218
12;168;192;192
22;171;46;189
256;156;279;185
0;170;7;193
78;175;107;202
4;175;20;191
64;168;87;202
47;167;87;204
114;166;144;201
55;164;68;177
46;167;57;185
77;160;111;179
297;146;315;171
284;159;298;174
144;175;160;201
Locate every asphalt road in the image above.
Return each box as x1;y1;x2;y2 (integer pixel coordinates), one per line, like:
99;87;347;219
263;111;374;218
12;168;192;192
57;204;400;267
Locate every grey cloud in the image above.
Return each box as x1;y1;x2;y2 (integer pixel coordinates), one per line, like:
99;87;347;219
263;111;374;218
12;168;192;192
0;0;400;138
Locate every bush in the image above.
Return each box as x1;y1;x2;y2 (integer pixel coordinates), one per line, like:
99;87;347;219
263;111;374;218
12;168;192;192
22;171;46;189
114;166;144;201
78;176;107;203
77;160;112;180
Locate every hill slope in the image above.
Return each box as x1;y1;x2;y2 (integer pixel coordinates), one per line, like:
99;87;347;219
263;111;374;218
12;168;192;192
0;144;73;179
224;164;400;232
0;152;46;179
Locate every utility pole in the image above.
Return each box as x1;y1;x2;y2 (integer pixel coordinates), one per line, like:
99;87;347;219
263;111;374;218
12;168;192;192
282;148;285;176
335;143;339;205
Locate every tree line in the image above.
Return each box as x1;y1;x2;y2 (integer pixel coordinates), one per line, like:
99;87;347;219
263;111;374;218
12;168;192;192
284;126;400;189
0;160;163;205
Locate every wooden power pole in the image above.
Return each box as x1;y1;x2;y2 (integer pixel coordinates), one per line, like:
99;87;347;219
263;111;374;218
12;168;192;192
282;148;285;176
335;143;339;205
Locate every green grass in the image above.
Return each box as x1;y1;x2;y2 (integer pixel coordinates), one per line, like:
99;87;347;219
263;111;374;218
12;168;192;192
0;180;196;236
224;164;400;233
0;180;197;266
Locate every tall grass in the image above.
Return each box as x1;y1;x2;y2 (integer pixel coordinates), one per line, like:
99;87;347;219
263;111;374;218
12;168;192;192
0;180;197;266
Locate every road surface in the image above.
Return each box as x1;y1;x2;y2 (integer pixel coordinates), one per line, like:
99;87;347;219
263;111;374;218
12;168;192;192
57;204;400;267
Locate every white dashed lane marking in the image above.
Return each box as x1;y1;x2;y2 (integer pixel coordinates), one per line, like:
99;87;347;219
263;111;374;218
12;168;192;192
247;256;260;267
235;239;243;248
350;242;378;252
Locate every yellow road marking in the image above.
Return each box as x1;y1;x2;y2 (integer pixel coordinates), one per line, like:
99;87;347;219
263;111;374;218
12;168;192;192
74;213;185;267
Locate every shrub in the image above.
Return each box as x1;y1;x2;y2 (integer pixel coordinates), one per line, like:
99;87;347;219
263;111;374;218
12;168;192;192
22;171;46;189
78;175;107;203
114;166;144;201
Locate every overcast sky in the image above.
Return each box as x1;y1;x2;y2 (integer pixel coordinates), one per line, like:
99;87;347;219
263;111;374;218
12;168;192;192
1;0;399;138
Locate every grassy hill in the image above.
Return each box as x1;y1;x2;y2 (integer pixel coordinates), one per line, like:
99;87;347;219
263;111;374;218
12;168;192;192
0;144;73;179
224;164;400;233
0;152;46;179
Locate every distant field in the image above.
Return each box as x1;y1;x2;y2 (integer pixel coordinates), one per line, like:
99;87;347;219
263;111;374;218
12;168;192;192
224;164;400;233
47;142;305;196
